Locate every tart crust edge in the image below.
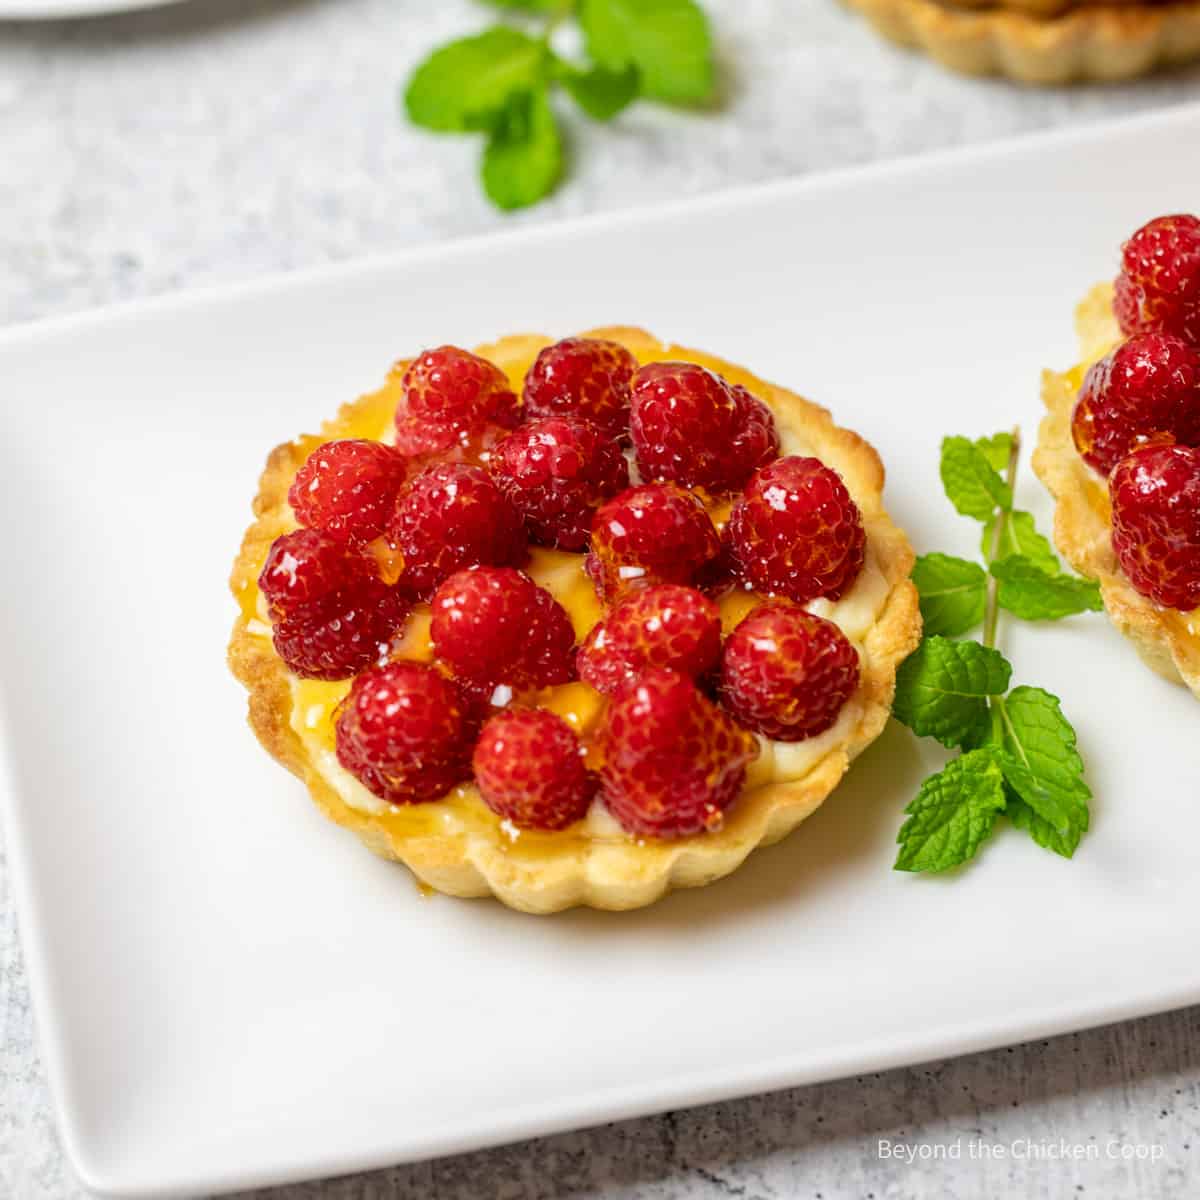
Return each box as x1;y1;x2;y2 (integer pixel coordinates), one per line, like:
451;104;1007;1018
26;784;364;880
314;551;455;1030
839;0;1200;84
227;328;921;914
1032;283;1200;699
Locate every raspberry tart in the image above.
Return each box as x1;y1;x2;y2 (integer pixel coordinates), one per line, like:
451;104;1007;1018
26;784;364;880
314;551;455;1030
1034;214;1200;699
229;329;919;913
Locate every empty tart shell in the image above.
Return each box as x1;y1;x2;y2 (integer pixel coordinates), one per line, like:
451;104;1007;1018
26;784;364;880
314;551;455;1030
1033;284;1200;698
228;329;921;914
841;0;1200;83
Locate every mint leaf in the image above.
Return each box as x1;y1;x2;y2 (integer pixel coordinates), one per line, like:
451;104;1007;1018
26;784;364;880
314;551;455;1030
1008;793;1088;859
482;88;563;210
940;436;1013;521
579;0;714;104
405;28;547;133
555;58;639;120
982;510;1059;573
995;685;1091;812
991;556;1102;620
892;636;1012;749
911;553;986;637
895;750;1007;872
974;432;1014;473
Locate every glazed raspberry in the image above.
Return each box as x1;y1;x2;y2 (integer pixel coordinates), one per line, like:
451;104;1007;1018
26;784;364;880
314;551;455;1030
288;439;408;543
578;584;721;696
389;463;527;600
473;708;595;830
1071;334;1200;474
259;530;410;679
430;567;577;699
630;363;780;494
1116;214;1200;346
395;345;521;463
271;585;409;681
335;662;472;805
728;456;866;603
523;337;637;440
718;603;859;741
599;670;758;839
259;528;368;617
586;483;722;604
729;384;781;483
491;416;629;551
1110;444;1200;611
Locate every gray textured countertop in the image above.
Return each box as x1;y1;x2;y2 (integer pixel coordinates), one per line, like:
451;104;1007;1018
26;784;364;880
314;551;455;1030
2;1;1199;1196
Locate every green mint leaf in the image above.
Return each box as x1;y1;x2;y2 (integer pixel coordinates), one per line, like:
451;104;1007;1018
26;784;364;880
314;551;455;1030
895;749;1007;872
982;510;1059;573
940;436;1013;521
579;0;714;104
991;556;1103;621
994;685;1091;815
974;432;1014;473
911;553;987;637
1007;792;1088;859
405;28;547;133
892;636;1012;749
482;88;563;210
554;58;640;120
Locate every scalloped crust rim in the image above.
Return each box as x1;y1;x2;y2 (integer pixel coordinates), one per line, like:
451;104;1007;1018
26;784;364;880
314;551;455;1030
1032;283;1200;700
841;0;1200;84
228;328;921;914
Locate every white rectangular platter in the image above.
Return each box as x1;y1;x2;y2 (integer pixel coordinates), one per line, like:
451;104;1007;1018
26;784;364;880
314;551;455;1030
1;103;1198;1198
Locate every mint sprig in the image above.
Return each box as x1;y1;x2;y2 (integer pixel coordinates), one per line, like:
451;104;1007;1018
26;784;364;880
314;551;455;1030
895;429;1096;873
404;0;715;210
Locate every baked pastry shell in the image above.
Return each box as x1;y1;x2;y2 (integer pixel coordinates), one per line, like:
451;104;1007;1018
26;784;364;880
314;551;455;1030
1033;284;1200;699
228;328;921;914
841;0;1200;84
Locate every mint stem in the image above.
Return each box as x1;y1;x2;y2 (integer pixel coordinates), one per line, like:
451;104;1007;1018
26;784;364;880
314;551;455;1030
982;426;1021;650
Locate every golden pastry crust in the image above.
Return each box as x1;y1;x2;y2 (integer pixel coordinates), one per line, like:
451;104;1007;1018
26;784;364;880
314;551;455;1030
1033;284;1200;699
229;329;921;914
841;0;1200;83
939;0;1152;20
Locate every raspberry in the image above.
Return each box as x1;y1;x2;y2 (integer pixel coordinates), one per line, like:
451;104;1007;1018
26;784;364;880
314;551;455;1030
389;463;527;600
491;416;629;551
259;528;367;617
395;346;521;463
599;670;758;839
1071;334;1200;474
259;530;410;679
288;439;408;543
473;708;595;830
271;586;409;681
718;603;859;741
578;584;721;696
523;337;637;440
728;456;866;603
729;384;781;483
430;567;577;699
1115;214;1200;346
336;662;472;805
630;362;779;494
1109;444;1200;611
586;483;721;604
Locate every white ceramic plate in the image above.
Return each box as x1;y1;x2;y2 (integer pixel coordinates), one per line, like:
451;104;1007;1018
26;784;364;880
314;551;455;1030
0;0;182;17
2;104;1200;1199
